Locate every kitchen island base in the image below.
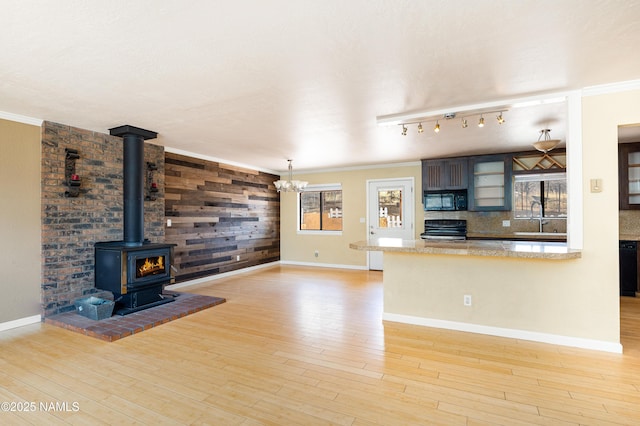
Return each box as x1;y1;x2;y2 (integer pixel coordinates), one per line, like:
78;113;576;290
350;239;622;353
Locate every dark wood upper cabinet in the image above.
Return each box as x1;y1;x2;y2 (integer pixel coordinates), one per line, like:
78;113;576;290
619;142;640;210
422;158;468;192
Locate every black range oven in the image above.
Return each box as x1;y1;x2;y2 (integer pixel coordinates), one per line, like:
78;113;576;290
420;219;467;240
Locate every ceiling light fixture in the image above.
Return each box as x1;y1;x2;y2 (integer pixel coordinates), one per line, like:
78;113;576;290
393;110;506;135
533;129;561;153
274;160;308;193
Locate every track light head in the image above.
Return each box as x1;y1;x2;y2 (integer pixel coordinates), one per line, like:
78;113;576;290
434;121;440;133
401;125;407;136
461;118;468;128
478;116;485;127
496;113;505;124
417;123;424;133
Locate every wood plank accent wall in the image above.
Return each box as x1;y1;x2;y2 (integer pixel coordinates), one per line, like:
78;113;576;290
164;153;280;282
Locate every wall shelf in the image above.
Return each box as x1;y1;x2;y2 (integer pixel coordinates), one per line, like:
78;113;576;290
64;148;81;197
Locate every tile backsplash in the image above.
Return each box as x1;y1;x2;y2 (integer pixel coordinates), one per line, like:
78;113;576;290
620;210;640;236
423;210;567;235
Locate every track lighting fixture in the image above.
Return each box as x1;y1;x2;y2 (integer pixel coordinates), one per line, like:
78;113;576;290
394;109;506;135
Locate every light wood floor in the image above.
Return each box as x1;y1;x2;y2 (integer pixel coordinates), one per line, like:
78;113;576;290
2;265;640;425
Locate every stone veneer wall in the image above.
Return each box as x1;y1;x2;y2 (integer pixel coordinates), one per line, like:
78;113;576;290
41;122;165;317
164;152;280;282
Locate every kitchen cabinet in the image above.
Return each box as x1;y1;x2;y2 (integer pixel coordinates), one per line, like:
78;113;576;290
619;142;640;210
468;154;512;211
422;158;468;192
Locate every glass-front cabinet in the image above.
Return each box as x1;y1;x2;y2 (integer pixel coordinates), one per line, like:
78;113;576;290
468;154;512;211
620;142;640;210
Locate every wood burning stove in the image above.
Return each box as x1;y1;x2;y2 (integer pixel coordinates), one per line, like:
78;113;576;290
95;241;175;314
94;125;176;315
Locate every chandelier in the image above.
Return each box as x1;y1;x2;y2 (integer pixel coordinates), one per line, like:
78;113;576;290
274;160;308;193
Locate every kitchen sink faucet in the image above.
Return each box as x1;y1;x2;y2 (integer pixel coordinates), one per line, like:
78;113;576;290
530;200;546;232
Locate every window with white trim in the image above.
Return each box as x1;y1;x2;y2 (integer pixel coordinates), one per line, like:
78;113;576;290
299;184;342;232
513;172;567;218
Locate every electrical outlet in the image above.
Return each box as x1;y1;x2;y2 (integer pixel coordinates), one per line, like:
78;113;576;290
464;295;472;306
314;250;319;258
502;220;510;227
236;255;240;261
166;219;172;227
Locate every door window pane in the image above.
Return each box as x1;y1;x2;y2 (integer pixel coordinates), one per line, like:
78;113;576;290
378;189;402;228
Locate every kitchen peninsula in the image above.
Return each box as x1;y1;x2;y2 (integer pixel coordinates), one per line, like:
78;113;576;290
350;238;580;260
348;238;620;352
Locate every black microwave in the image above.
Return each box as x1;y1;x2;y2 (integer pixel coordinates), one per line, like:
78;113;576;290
424;190;467;211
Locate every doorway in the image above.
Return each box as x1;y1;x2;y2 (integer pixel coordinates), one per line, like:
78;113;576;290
618;124;640;346
367;178;415;270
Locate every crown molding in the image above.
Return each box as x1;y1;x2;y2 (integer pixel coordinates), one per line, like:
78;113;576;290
582;79;640;97
164;146;280;175
0;110;43;126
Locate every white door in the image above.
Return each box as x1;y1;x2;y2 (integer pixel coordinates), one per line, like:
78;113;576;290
367;178;415;270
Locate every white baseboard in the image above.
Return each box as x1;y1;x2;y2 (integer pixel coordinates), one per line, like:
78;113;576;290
165;261;280;290
383;312;623;354
0;314;42;333
167;260;369;290
280;260;368;270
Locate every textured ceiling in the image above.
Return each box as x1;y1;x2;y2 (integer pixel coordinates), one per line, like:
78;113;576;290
2;1;640;172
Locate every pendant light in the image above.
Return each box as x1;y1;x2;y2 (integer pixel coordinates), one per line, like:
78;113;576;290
533;129;561;153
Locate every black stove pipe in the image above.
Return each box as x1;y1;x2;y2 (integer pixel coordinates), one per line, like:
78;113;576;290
109;125;158;247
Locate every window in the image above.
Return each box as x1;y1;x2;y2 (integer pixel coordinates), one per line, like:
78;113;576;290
377;189;403;228
299;184;342;232
513;173;567;218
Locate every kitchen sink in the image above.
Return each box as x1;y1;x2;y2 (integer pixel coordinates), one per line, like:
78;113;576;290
513;232;567;237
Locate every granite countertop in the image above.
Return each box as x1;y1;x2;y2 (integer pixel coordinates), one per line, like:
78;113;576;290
467;232;567;241
350;238;581;260
620;234;640;241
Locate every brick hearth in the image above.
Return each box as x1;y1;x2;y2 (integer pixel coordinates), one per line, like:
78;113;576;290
45;292;225;342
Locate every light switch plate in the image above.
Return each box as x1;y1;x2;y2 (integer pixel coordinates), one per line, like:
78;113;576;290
590;178;603;193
